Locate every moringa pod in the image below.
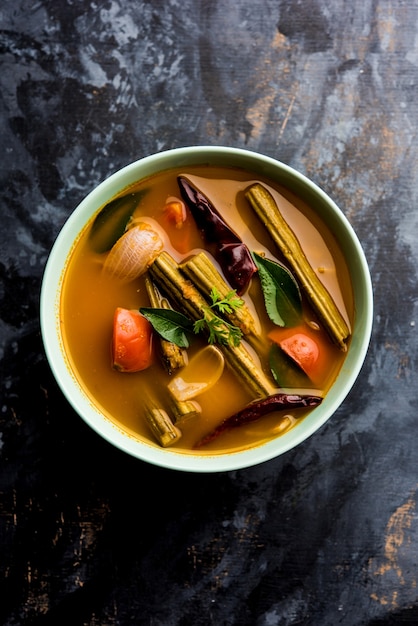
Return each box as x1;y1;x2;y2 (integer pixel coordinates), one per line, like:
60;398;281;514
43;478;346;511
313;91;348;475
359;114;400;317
245;183;350;351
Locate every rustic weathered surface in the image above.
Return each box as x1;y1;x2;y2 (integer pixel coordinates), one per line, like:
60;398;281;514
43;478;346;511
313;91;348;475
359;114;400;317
1;1;417;624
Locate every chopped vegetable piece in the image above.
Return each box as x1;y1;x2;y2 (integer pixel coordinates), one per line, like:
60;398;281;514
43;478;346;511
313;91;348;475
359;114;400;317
269;343;313;389
149;251;275;398
181;252;261;341
280;333;319;374
163;198;187;227
103;222;163;282
168;397;202;425
268;324;333;386
159;340;187;370
195;392;323;447
168;346;225;401
89;190;147;253
168;379;207;401
143;278;201;420
178;176;257;295
246;183;350;350
143;402;182;447
144;275;187;372
112;307;153;372
161;197;195;254
252;252;302;327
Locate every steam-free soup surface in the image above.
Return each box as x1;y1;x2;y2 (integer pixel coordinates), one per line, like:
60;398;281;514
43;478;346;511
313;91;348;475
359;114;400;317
61;165;353;454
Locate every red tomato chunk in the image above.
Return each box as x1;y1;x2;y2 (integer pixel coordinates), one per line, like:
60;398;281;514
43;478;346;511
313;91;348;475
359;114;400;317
112;307;153;372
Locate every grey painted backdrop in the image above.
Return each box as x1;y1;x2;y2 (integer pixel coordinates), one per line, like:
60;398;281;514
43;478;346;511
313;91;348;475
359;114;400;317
1;1;417;624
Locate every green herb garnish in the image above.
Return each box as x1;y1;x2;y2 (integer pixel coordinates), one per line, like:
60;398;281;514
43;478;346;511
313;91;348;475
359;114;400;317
139;307;194;348
193;287;244;346
89;190;148;253
252;252;302;327
269;343;313;388
140;288;244;348
208;287;244;315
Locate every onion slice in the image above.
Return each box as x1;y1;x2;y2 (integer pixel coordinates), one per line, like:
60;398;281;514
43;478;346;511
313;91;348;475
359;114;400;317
168;345;225;401
103;222;163;282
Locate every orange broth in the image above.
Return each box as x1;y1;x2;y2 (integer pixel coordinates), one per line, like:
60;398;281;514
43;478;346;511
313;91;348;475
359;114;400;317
61;166;354;454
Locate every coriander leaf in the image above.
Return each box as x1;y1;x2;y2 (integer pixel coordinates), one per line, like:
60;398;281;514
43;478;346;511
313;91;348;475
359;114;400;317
226;323;243;346
192;287;244;346
140;307;193;348
209;288;243;315
195;316;242;346
252;252;302;327
209;287;222;306
193;318;207;335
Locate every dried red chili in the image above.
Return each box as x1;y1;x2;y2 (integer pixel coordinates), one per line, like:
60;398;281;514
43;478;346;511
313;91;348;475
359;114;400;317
195;392;323;447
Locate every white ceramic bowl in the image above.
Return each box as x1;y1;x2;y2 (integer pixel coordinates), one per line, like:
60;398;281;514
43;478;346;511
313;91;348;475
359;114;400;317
40;146;373;472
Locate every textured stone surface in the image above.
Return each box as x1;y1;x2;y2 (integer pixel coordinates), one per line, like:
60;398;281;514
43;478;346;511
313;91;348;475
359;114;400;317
1;1;418;624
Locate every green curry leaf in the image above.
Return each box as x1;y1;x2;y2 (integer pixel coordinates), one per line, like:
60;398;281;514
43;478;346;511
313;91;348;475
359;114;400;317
139;307;194;348
252;252;302;327
269;344;313;388
89;190;148;253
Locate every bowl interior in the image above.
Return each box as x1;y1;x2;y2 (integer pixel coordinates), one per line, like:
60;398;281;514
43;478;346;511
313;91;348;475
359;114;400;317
40;146;373;472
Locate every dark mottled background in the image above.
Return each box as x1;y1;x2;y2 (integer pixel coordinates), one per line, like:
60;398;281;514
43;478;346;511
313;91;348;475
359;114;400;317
1;1;418;624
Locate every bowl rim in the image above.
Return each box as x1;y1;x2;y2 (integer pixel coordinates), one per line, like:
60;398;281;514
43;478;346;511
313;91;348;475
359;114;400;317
40;145;373;472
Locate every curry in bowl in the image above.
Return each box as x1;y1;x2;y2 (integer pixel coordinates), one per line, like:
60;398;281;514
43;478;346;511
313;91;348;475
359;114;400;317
60;163;353;454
